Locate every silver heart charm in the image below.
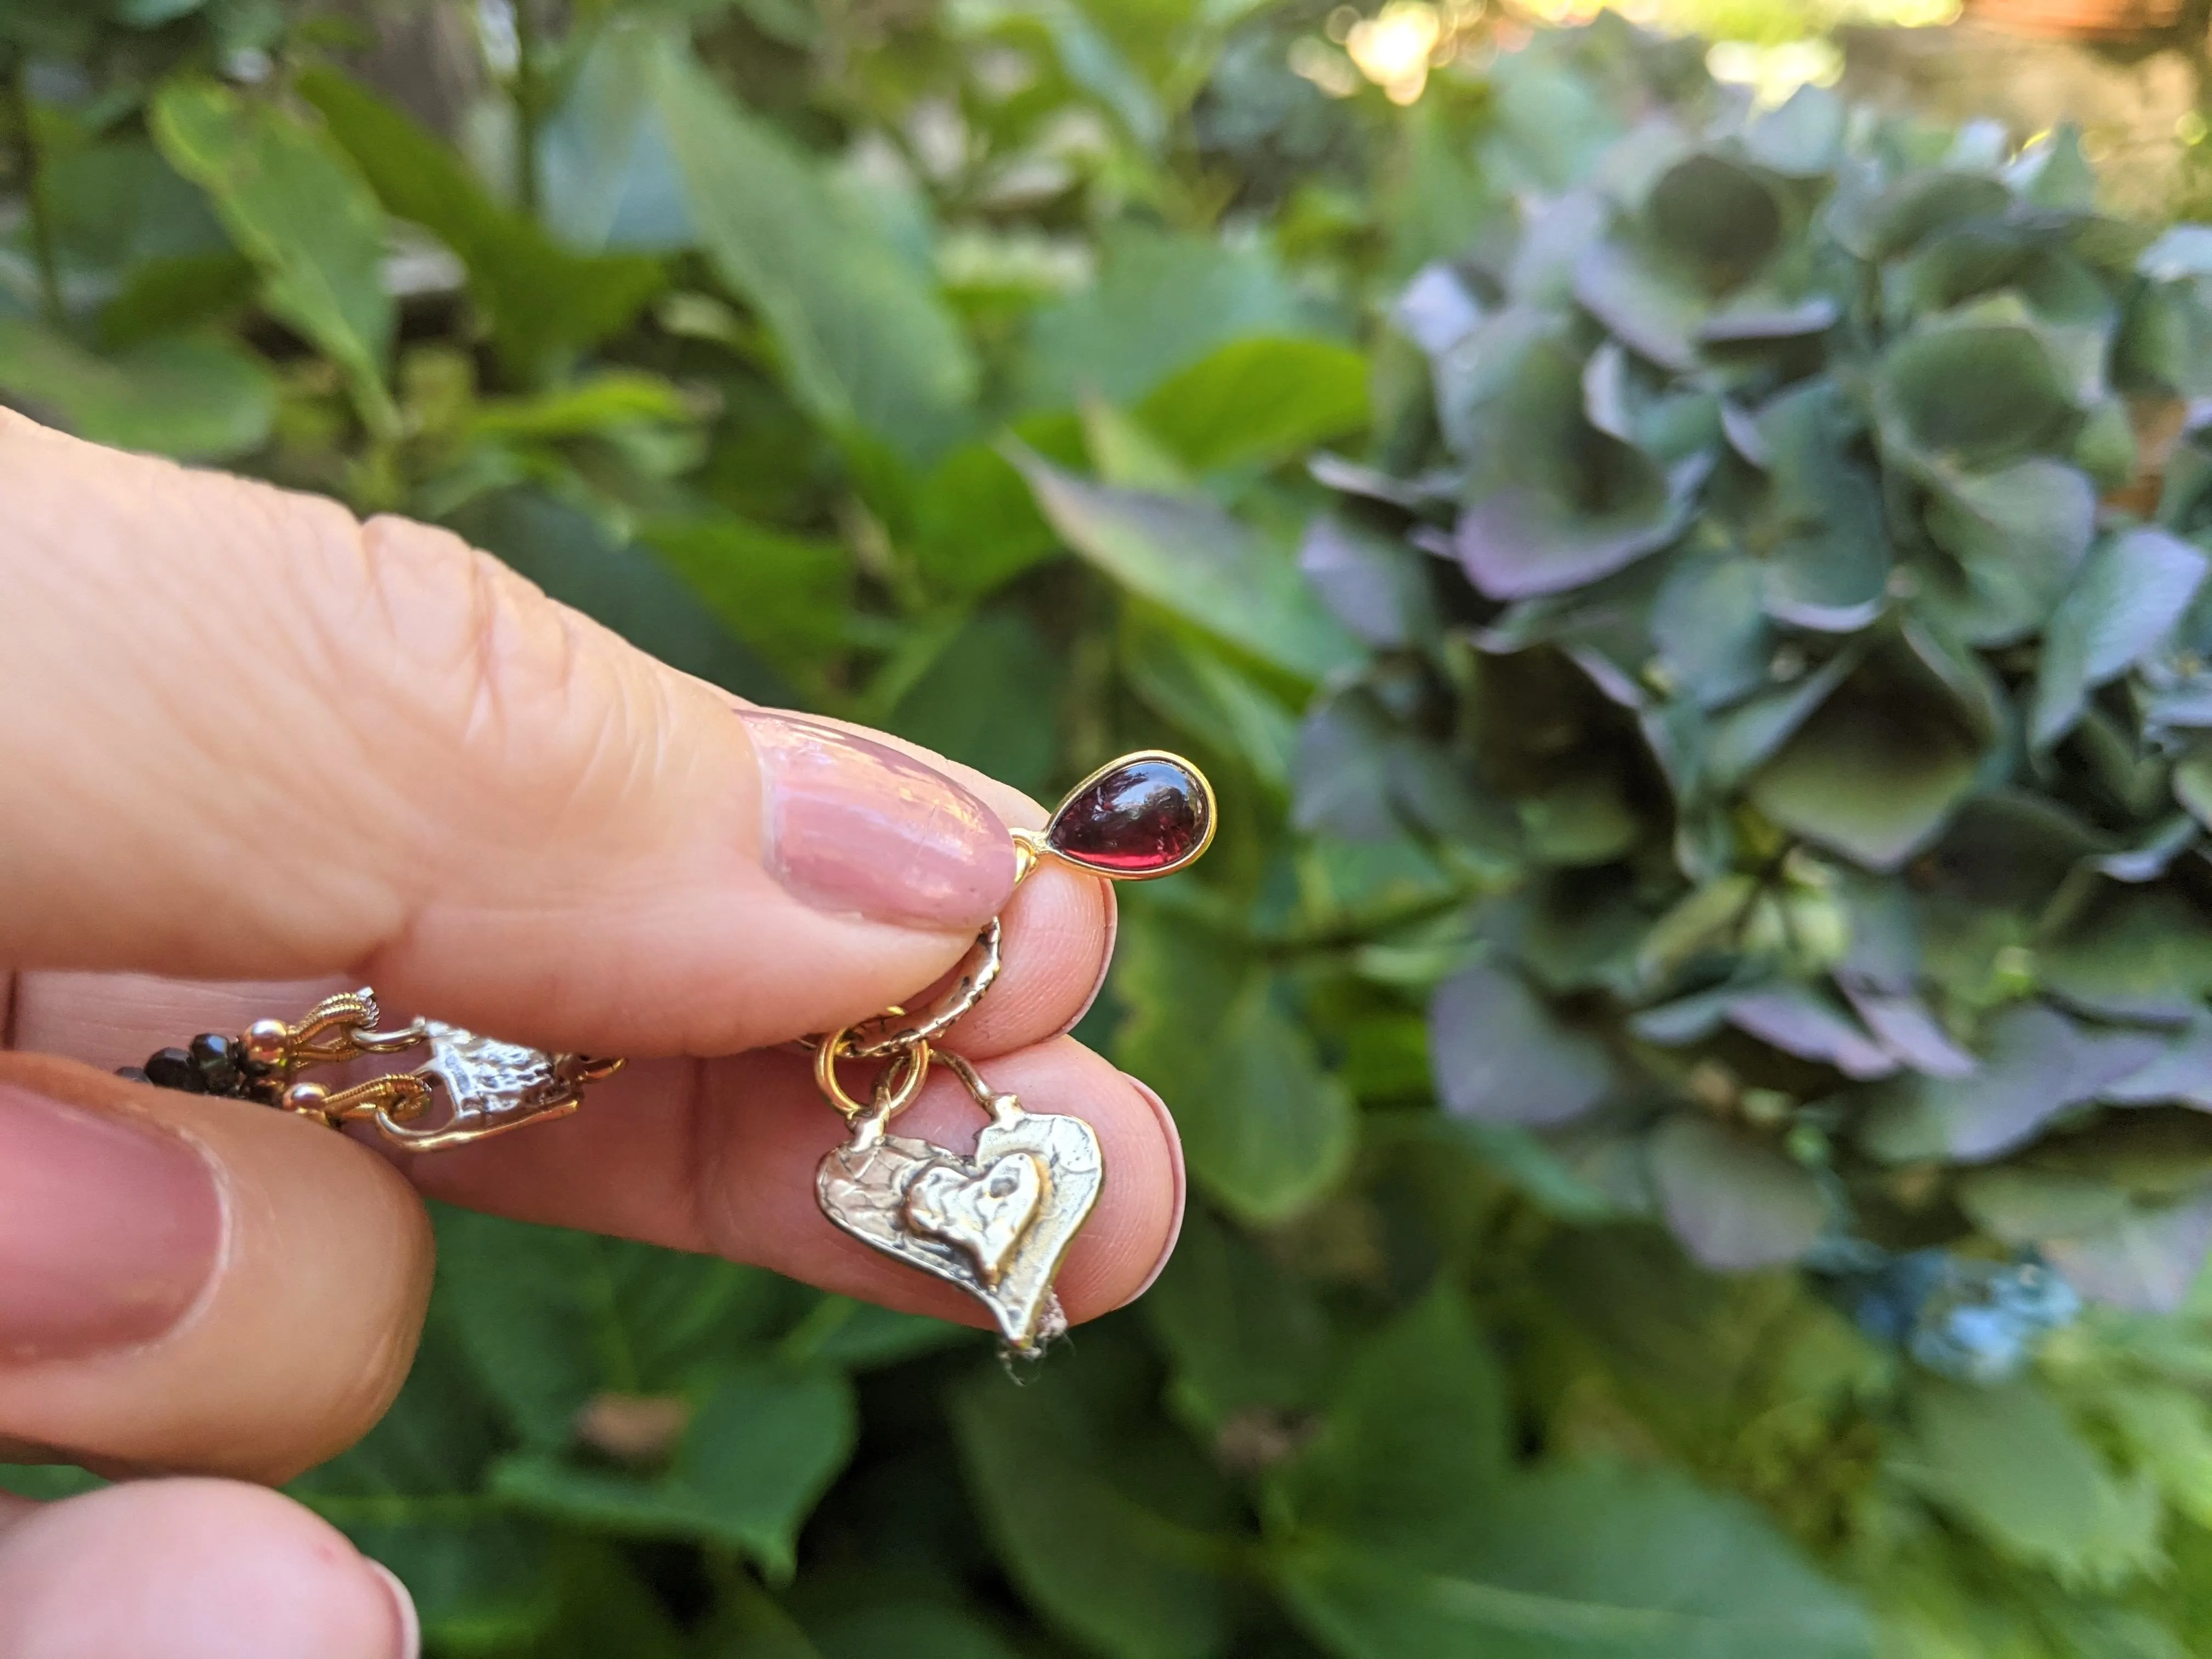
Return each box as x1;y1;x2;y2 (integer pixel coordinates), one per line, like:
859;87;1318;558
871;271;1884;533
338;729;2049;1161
817;1062;1103;1354
905;1153;1046;1285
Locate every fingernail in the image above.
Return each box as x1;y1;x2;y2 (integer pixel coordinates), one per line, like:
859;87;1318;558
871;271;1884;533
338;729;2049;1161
742;712;1015;931
0;1081;223;1363
370;1561;421;1659
1121;1074;1186;1302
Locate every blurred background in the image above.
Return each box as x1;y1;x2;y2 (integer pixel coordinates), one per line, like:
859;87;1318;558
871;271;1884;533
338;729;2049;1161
9;0;2212;1651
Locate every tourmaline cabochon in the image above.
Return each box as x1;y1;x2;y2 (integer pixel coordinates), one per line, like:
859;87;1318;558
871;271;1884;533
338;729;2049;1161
1043;753;1214;877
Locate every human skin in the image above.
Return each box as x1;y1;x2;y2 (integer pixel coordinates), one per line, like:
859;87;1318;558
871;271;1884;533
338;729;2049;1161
0;410;1182;1657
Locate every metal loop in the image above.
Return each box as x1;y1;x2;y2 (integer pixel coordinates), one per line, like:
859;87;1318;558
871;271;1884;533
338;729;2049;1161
837;920;1003;1059
814;1030;933;1123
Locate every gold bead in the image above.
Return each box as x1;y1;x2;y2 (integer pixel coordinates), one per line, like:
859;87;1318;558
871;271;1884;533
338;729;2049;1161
283;1081;330;1115
244;1019;289;1068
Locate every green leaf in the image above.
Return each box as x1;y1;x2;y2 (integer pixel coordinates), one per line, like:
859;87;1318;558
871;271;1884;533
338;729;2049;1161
297;67;662;376
493;1361;856;1579
1278;1462;1871;1659
2032;527;2209;748
1273;1287;1508;1554
886;608;1063;797
1860;1003;2166;1164
1452;337;1704;599
652;41;977;458
448;489;790;701
1876;318;2078;472
1115;909;1356;1221
911;441;1062;599
1428;959;1613;1126
1144;1206;1334;1433
1900;1379;2162;1586
2041;884;2212;1023
1299;514;1438;653
435;1206;788;1449
289;1313;554;1649
1747;657;1984;872
1133;337;1370;473
644;512;851;692
149;77;397;433
1123;614;1301;789
2104;1382;2212;1528
950;1347;1239;1659
0;319;271;460
1919;459;2097;646
1012;449;1359;680
1649;1113;1828;1271
1018;224;1313;410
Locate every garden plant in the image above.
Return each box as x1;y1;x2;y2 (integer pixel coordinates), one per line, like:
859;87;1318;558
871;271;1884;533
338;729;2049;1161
8;0;2212;1654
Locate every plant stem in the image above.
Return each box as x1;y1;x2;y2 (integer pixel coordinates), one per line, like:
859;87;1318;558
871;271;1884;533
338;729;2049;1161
5;58;61;325
511;0;542;222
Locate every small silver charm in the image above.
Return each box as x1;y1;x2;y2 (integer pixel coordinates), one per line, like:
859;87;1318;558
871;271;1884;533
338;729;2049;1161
381;1022;590;1151
815;1049;1103;1356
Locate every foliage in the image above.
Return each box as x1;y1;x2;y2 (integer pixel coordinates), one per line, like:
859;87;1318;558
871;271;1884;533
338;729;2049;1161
1307;70;2212;1648
5;1;2212;1655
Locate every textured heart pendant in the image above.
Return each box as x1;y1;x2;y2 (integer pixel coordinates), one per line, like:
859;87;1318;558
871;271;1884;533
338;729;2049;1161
817;1062;1103;1354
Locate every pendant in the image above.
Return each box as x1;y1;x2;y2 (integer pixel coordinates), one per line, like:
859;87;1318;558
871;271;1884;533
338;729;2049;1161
816;1050;1102;1356
810;749;1214;1356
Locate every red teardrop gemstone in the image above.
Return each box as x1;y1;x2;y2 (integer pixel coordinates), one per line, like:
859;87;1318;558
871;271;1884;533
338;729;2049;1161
1046;757;1211;876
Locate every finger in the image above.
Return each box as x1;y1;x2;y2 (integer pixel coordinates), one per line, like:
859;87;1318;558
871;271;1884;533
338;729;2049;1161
7;987;1181;1329
408;1038;1183;1327
0;1054;431;1483
0;1479;416;1659
15;845;1115;1074
0;414;1036;1054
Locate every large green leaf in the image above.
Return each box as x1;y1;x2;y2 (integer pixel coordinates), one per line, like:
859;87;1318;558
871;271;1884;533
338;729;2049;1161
1918;458;2096;646
950;1346;1240;1659
492;1362;856;1578
2031;528;2209;748
150;77;396;432
1747;656;1985;872
1143;1206;1334;1434
1648;1113;1828;1271
1900;1380;2162;1585
1134;337;1370;474
1876;315;2078;471
289;1314;554;1650
652;42;977;458
0;319;270;459
1273;1288;1508;1554
1115;908;1356;1221
1013;449;1359;680
449;489;790;701
885;607;1063;797
297;67;662;377
644;512;851;692
1278;1462;1871;1659
1860;1003;2165;1163
434;1207;789;1449
1018;224;1313;409
1428;959;1613;1126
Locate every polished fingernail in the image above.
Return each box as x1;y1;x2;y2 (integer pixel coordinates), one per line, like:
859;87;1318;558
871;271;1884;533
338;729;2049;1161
0;1081;223;1363
1122;1073;1186;1302
742;712;1015;930
370;1561;421;1659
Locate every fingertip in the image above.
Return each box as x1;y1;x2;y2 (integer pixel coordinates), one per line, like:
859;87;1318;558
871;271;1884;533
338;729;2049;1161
1117;1071;1185;1305
0;1479;411;1658
368;1561;421;1659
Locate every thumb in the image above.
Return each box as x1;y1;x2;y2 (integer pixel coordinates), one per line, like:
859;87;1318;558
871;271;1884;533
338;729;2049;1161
0;413;1015;1054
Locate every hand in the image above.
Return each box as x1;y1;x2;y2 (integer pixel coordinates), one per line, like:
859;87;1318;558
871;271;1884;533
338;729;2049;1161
0;411;1183;1657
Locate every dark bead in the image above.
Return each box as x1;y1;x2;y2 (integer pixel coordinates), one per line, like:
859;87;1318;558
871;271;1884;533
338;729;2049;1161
143;1047;208;1093
1046;756;1211;876
115;1065;151;1085
190;1032;245;1096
